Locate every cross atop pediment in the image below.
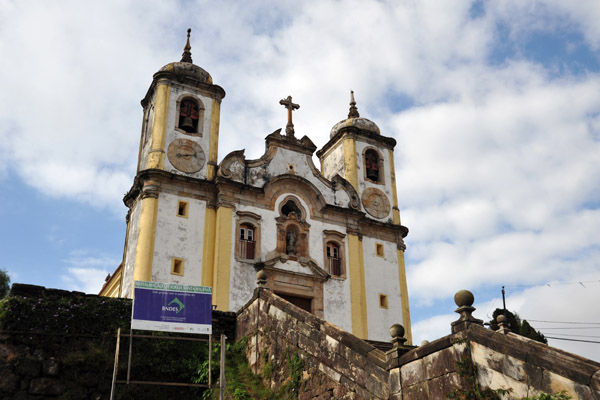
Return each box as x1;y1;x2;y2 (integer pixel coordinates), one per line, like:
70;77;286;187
279;95;300;137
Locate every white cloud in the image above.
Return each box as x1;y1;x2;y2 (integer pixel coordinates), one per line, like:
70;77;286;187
412;312;456;345
60;250;120;294
1;0;599;362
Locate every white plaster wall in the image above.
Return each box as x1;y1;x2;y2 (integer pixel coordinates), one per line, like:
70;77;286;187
261;148;350;208
228;196;352;328
229;202;274;312
162;84;216;179
355;141;395;222
151;192;206;286
320;142;345;181
121;200;142;298
323;275;353;333
229;260;259;312
362;236;404;341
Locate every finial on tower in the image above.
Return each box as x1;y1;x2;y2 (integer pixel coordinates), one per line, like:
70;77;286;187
181;28;193;63
348;90;360;118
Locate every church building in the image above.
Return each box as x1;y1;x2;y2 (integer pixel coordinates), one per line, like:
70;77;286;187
100;30;412;343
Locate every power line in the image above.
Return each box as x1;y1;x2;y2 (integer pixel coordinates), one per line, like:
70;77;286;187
538;327;600;330
506;280;600;288
545;336;600;344
526;319;600;325
542;333;600;339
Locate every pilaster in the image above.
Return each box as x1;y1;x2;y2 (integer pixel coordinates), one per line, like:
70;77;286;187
348;233;368;338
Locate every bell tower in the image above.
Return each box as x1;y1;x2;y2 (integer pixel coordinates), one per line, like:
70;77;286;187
137;28;226;180
317;92;411;341
118;30;226;298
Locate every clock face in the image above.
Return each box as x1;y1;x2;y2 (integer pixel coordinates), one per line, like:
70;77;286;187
167;139;205;173
361;188;391;219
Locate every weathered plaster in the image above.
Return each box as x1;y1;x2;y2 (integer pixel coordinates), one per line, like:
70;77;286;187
355;141;394;221
162;84;215;179
121;200;142;298
321;141;345;181
151;192;206;286
362;236;404;341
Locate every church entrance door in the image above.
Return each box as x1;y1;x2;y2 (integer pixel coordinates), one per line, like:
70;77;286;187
278;293;312;313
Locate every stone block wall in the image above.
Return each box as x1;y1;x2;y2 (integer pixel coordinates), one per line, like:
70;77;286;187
0;284;236;400
467;325;600;399
237;288;390;399
387;324;600;399
387;334;467;399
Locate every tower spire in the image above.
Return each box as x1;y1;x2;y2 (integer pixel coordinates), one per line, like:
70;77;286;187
348;90;360;118
181;28;193;63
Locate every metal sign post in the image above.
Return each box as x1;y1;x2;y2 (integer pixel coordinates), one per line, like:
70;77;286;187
109;328;121;400
108;281;220;395
220;334;226;400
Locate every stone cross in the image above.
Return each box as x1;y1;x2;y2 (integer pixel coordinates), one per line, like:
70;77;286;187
279;95;300;137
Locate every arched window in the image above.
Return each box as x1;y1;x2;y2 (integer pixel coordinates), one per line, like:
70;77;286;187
239;223;256;260
323;231;346;278
365;149;380;182
326;242;342;277
178;98;202;133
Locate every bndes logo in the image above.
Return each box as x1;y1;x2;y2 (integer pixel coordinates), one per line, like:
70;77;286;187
162;297;185;314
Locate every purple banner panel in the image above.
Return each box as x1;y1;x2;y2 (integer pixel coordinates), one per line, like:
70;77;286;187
131;281;212;334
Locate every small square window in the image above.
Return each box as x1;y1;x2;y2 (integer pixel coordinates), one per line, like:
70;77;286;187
177;201;189;218
379;294;388;309
171;258;184;276
376;243;384;257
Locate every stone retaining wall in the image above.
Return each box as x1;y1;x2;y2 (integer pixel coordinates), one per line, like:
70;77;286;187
0;284;236;400
237;288;390;399
387;324;600;399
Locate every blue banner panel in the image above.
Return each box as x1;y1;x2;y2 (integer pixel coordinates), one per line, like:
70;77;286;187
131;281;212;334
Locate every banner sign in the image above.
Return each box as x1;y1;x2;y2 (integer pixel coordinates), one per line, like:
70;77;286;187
131;281;212;334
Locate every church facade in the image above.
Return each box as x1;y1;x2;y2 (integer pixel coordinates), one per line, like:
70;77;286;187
100;31;412;343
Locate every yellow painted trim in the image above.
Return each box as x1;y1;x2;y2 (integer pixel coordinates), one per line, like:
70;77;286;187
201;207;217;287
207;99;221;180
397;249;412;344
99;268;122;298
118;216;132;298
146;83;170;170
388;149;401;225
347;234;368;338
343;137;358;191
132;196;159;294
212;206;233;310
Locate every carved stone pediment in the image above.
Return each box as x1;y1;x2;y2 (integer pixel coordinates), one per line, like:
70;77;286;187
259;253;330;282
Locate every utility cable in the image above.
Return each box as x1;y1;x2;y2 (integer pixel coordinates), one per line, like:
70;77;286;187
537;327;600;330
524;319;600;325
542;333;600;339
545;336;600;344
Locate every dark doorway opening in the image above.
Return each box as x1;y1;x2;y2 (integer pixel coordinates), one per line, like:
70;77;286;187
278;293;312;313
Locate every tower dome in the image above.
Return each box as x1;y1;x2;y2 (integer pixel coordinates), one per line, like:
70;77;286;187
330;91;380;138
154;29;213;85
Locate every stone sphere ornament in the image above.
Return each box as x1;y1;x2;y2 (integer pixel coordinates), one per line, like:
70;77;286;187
256;269;268;287
454;289;475;308
389;323;405;339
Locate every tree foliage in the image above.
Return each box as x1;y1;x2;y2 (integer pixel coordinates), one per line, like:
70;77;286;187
0;269;10;298
489;308;547;344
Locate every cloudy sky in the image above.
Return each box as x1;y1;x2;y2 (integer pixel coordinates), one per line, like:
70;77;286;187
1;0;599;361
